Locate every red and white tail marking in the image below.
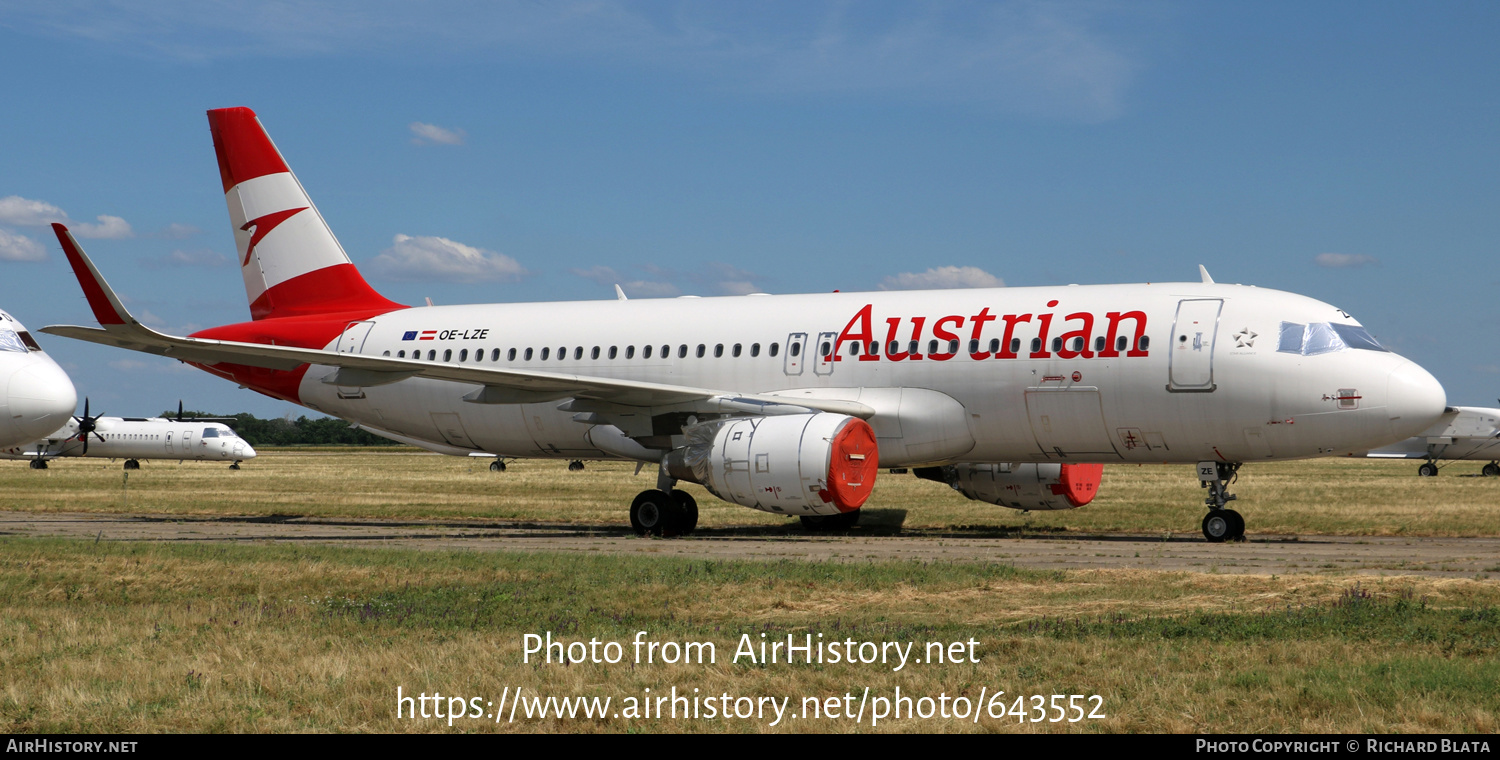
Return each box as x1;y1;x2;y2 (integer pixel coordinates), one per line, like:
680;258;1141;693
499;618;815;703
207;107;401;321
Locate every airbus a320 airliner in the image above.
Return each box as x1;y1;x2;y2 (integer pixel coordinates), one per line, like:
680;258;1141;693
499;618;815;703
45;107;1448;541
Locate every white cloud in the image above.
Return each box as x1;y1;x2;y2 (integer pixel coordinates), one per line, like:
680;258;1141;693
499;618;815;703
570;265;681;297
410;122;466;146
140;248;233;269
0;228;46;261
368;234;526;282
879;265;1004;290
1314;253;1378;268
0;196;68;226
160;223;200;239
73;214;134;239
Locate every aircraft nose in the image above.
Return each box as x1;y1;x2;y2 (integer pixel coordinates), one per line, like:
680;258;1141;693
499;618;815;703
241;443;258;459
1386;360;1447;440
6;361;78;442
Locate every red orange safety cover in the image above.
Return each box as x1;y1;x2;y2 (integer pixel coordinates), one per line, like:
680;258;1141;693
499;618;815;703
825;418;879;511
1050;463;1103;508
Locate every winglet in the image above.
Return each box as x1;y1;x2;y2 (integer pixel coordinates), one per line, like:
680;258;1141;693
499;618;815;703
52;224;133;327
614;284;628;301
1198;264;1214;284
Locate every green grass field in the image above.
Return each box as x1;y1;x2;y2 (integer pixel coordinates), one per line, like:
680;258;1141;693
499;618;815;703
1;451;1497;733
3;451;1497;537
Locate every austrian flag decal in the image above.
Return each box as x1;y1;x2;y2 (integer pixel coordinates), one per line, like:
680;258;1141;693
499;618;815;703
402;331;437;341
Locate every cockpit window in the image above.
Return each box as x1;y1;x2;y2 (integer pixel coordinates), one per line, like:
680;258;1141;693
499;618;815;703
1278;321;1388;356
0;329;24;353
1329;323;1387;352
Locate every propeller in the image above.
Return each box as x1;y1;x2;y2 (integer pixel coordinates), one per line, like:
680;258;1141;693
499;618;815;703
73;397;105;456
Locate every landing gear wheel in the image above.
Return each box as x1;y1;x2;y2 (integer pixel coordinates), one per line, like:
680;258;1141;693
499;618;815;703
670;490;698;535
630;489;680;537
1221;509;1245;541
489;460;506;472
800;509;861;532
29;459;47;470
1483;463;1499;478
123;460;140;471
1202;511;1236;543
568;460;585;472
1418;462;1438;477
229;462;240;470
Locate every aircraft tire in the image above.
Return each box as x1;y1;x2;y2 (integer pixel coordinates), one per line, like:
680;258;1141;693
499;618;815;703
800;509;860;532
630;489;677;537
1222;509;1246;541
1483;463;1499;478
568;460;585;472
1202;511;1233;543
123;460;140;471
29;460;46;470
229;462;240;470
489;460;505;472
670;490;699;535
1418;463;1438;477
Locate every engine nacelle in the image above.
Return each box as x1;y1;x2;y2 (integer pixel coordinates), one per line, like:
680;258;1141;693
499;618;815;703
917;462;1103;511
664;413;878;516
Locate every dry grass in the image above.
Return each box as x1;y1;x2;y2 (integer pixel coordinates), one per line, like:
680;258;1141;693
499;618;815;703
2;452;1497;537
0;539;1495;733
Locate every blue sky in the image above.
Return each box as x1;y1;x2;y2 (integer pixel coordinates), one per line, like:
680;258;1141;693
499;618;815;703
1;1;1496;418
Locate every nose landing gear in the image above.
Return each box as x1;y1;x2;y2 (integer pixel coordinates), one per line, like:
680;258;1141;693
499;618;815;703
1197;461;1245;543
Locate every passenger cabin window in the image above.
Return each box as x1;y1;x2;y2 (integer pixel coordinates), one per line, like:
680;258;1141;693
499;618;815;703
1030;338;1042;353
1010;338;1021;354
661;345;669;358
459;349;468;362
948;339;959;354
888;340;901;354
573;347;582;360
927;340;938;354
523;348;532;361
382;350;391;357
733;344;742;357
397;350;406;358
714;344;723;358
591;346;600;360
1138;336;1150;351
789;342;800;357
696;344;706;358
541;347;550;360
626;346;635;359
443;349;453;362
1094;336;1106;352
678;345;688;359
1070;337;1083;352
1116;336;1128;352
1051;337;1063;352
968;340;979;354
868;341;878;356
427;350;436;361
643;345;653;359
609;346;618;359
988;339;1000;354
820;341;832;357
751;343;761;357
770;343;780;357
508;348;517;361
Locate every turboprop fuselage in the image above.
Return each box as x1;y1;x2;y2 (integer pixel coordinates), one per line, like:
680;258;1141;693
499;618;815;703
186;283;1443;468
1;417;255;464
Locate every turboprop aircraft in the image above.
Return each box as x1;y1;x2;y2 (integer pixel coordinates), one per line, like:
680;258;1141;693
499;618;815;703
43;107;1449;542
0;309;77;450
1;400;256;470
1359;405;1500;477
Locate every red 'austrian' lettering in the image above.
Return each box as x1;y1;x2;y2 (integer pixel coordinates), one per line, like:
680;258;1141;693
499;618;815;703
834;302;1150;362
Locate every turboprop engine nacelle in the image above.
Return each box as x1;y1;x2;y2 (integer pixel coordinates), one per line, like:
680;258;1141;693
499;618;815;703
664;413;879;516
916;462;1104;511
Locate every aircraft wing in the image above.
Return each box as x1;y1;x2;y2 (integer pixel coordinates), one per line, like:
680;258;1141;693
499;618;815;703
42;224;874;419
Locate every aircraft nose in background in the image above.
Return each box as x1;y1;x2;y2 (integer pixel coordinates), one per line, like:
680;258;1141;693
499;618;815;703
1386;360;1447;440
5;360;78;442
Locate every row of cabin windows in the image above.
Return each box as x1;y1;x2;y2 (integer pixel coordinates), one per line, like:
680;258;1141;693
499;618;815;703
847;334;1149;356
382;334;1148;363
386;342;790;363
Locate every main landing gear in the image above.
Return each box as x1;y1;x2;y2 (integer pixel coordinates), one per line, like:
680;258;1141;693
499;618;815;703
123;459;141;470
567;460;585;472
1484;462;1499;478
1197;461;1245;543
800;510;861;531
630;464;698;537
489;459;506;472
28;458;47;470
1417;461;1439;477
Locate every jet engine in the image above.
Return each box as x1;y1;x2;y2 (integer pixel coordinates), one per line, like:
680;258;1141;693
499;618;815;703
915;462;1103;510
664;413;878;516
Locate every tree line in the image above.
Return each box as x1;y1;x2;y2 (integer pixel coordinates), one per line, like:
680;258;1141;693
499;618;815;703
167;410;403;447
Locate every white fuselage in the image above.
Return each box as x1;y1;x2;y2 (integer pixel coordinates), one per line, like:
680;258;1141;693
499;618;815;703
1;418;256;462
0;310;77;450
284;283;1445;466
